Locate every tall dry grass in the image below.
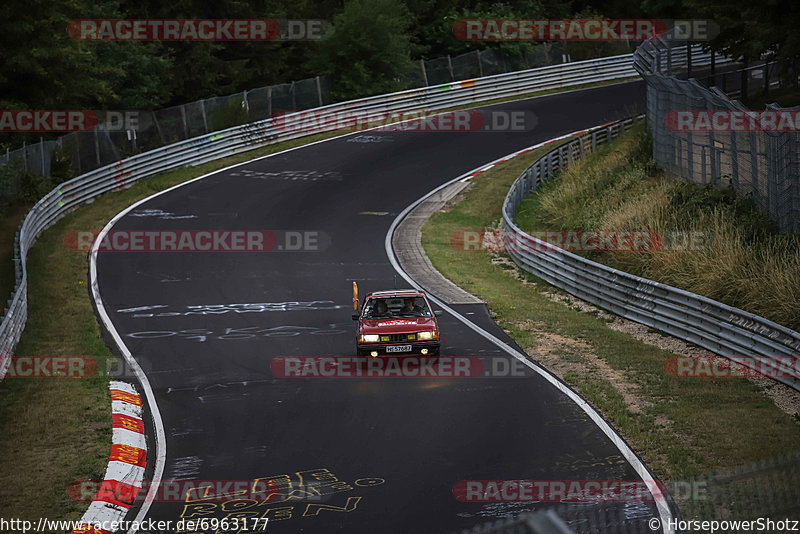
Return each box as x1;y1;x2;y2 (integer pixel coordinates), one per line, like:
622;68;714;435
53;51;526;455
515;125;800;331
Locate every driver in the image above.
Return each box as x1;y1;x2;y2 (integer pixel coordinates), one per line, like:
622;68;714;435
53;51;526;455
401;298;424;316
372;299;391;317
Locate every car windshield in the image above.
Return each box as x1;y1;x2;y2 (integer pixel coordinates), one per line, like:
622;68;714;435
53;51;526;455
362;296;431;318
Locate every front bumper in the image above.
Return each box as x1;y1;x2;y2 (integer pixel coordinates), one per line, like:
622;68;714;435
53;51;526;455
357;342;440;356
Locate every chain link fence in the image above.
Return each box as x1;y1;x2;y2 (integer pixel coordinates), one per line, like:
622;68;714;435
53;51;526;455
0;42;577;203
0;76;330;193
416;44;571;88
634;36;800;233
452;452;800;534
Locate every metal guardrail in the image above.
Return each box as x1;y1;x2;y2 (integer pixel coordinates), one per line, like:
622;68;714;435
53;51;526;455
0;53;644;379
501;117;800;392
0;45;574;184
0;46;731;379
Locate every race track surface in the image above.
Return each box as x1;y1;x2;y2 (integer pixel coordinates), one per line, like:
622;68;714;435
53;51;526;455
94;82;666;533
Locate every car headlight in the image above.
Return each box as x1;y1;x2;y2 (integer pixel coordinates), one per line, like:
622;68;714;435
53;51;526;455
361;334;380;343
417;330;437;341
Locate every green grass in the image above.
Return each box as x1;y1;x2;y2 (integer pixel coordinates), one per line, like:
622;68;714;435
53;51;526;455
420;128;800;517
0;204;27;306
0;128;346;523
514;123;800;331
0;76;644;523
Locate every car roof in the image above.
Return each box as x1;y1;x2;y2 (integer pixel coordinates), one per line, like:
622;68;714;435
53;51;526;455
365;289;426;299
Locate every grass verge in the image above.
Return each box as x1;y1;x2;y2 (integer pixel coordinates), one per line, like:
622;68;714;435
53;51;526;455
421;127;800;519
0;76;640;523
514;123;800;331
0;205;28;306
0;128;345;522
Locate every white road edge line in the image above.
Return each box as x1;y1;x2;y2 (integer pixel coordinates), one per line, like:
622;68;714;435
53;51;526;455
383;125;676;534
89;132;360;533
87;81;642;533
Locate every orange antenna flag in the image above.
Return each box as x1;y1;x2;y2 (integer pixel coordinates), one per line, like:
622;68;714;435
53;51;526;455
353;282;358;311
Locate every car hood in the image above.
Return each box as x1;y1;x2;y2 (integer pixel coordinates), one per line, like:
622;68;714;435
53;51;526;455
360;317;437;333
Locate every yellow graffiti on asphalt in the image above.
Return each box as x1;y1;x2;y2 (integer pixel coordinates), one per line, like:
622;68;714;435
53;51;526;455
177;468;385;533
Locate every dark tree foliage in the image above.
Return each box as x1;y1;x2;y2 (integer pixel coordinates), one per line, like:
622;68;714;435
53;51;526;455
0;0;792;131
686;0;800;78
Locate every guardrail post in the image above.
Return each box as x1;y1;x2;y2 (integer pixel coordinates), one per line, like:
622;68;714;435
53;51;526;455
0;55;674;381
749;133;759;200
200;99;209;133
39;136;45;176
151;112;165;145
315;76;324;106
501;116;800;390
687;42;692;78
710;50;716;85
701;145;707;183
180;105;189;139
93;129;101;167
729;129;739;190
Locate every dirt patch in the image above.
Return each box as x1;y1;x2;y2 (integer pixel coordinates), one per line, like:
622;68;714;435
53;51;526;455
510;319;650;415
605;317;800;419
502;253;800;420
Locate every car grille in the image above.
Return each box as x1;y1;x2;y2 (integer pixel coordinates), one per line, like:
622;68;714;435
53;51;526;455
380;333;417;343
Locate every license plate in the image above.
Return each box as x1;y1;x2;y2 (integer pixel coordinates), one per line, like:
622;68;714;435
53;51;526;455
386;345;412;353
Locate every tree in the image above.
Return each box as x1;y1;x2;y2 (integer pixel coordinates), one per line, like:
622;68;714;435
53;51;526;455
308;0;418;100
677;0;799;81
0;0;171;111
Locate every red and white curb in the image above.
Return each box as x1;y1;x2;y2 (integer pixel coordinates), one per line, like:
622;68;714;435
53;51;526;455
458;120;621;182
72;381;147;534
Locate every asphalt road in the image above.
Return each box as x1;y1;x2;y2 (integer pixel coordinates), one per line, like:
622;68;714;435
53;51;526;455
94;81;667;533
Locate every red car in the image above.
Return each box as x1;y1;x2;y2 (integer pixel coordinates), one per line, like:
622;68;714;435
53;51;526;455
352;286;441;357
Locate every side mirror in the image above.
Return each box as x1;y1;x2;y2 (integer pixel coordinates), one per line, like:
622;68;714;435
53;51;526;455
352;313;360;321
434;310;443;316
